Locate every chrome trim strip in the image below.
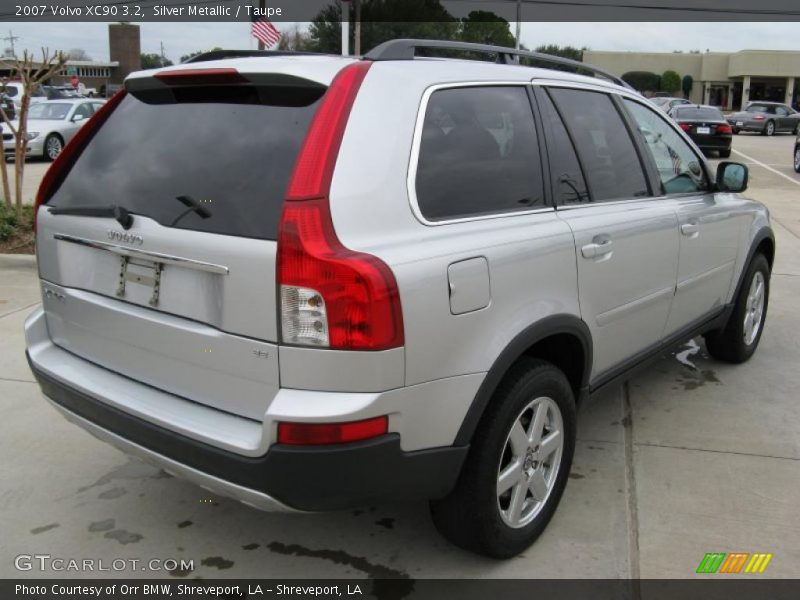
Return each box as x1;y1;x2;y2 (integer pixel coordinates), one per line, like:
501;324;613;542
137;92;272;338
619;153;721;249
53;234;230;275
407;81;555;227
49;400;298;513
676;260;736;293
596;286;674;327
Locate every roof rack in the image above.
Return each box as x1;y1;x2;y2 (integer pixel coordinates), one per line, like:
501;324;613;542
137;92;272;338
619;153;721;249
364;39;632;90
183;49;328;63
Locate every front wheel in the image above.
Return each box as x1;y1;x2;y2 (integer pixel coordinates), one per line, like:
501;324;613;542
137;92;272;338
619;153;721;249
44;134;63;161
430;358;576;558
762;120;775;136
705;254;770;363
794;146;800;173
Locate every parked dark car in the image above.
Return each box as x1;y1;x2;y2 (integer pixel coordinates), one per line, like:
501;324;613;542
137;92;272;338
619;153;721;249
43;85;84;100
98;83;123;98
726;101;800;136
669;104;732;157
651;96;691;113
794;132;799;173
1;93;15;120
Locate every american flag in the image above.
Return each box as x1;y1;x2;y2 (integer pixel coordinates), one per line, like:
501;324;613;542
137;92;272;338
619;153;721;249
251;16;281;48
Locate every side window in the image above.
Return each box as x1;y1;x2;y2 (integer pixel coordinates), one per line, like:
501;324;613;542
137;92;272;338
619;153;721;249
4;86;17;98
548;88;649;202
776;107;788;116
624;99;709;195
415;86;545;221
537;90;589;205
73;103;93;120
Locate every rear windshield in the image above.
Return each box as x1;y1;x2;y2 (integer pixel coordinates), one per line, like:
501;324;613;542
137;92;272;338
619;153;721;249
673;107;724;120
47;83;324;240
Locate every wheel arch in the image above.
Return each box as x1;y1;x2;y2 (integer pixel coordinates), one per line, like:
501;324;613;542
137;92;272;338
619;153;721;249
729;225;774;309
453;314;592;446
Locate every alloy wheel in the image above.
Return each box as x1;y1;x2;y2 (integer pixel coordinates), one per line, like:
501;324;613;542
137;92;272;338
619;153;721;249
794;148;800;172
743;271;766;346
46;136;63;160
766;121;775;136
497;396;564;528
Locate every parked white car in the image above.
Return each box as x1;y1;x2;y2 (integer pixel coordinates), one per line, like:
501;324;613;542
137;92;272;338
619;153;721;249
1;81;48;109
2;98;105;161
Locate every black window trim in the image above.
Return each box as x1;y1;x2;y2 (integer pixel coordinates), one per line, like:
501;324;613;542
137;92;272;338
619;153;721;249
619;94;714;198
540;82;655;207
407;81;555;226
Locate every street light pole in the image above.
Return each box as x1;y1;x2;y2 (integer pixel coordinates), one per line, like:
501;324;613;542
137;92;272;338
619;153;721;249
341;0;350;56
515;0;521;50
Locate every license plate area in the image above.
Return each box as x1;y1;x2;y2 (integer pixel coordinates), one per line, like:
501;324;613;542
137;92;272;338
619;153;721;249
117;256;163;307
736;121;744;127
697;126;711;135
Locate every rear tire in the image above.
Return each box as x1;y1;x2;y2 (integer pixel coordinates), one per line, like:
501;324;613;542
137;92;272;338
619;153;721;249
705;254;770;363
732;128;740;135
719;148;731;159
44;133;63;161
794;146;800;173
762;120;775;136
430;358;576;558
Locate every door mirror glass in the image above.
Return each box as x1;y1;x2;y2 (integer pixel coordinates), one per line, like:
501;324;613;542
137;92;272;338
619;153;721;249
716;162;748;192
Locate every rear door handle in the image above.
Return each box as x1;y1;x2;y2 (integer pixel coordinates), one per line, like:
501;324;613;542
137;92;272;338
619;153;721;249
681;223;699;236
581;239;613;259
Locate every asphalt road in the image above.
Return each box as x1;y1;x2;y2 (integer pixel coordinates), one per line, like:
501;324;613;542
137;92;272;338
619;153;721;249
1;134;799;581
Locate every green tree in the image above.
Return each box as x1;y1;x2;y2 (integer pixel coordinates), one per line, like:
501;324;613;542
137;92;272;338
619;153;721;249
459;11;514;47
307;0;457;54
179;47;223;63
622;71;661;92
681;74;694;99
661;70;681;93
140;53;173;69
534;44;585;62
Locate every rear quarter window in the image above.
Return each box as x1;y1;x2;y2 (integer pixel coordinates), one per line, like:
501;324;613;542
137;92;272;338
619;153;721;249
415;86;545;222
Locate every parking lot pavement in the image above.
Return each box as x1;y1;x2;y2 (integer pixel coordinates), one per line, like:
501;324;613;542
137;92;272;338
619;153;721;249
1;136;799;581
4;158;50;205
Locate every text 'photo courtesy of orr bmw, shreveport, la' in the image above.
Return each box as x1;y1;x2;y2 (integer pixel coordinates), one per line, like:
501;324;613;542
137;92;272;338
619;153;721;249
25;39;774;558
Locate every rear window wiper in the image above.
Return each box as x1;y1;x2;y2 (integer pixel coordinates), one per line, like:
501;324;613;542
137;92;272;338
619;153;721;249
48;205;134;230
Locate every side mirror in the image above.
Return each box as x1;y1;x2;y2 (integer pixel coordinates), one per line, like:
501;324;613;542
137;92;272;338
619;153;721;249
716;162;748;193
72;113;85;123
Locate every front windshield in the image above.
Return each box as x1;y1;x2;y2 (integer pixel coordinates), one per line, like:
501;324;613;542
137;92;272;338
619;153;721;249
28;103;70;120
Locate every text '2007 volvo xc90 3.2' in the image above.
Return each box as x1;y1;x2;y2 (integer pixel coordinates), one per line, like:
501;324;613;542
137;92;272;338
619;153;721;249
26;40;775;558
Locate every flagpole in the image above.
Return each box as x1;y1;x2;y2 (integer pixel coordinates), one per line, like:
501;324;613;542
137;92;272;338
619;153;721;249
258;0;266;50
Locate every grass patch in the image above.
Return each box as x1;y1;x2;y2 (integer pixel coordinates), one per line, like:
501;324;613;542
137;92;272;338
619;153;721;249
0;202;35;254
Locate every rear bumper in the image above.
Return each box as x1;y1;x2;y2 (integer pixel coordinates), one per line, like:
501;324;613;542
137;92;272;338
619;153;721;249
25;307;470;511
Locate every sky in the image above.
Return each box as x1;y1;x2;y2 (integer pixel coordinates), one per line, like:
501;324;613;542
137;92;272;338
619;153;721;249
1;21;798;63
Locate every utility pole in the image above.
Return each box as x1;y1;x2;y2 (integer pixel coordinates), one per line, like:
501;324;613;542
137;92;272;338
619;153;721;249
257;0;265;50
3;30;19;57
341;0;350;56
159;41;166;66
354;0;361;56
515;0;521;50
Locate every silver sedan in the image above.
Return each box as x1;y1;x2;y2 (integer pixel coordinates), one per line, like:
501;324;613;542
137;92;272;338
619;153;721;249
2;98;105;161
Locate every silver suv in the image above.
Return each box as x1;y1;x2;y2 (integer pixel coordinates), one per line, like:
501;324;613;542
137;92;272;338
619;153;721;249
26;40;774;558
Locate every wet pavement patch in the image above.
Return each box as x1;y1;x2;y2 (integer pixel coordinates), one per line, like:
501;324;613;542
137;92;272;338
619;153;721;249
568;472;585;480
375;517;395;529
267;541;410;580
30;523;59;535
201;556;234;570
242;543;260;550
77;458;169;493
169;565;193;578
98;487;127;500
88;518;115;532
104;529;143;544
677;370;722;391
178;520;193;528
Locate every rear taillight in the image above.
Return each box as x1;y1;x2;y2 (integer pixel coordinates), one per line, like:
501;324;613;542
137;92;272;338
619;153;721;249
277;416;388;445
678;123;692;132
34;88;126;231
753;115;766;121
717;124;732;134
277;61;404;351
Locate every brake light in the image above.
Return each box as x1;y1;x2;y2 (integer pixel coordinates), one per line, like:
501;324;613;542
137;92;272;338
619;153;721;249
277;416;388;446
154;68;246;86
753;115;766;121
277;61;404;351
717;124;732;134
34;88;127;231
678;123;692;132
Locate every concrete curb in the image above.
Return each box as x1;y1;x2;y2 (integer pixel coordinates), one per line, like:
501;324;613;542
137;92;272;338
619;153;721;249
0;253;37;270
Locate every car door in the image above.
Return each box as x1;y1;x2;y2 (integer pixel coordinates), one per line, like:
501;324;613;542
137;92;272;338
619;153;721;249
775;106;794;132
537;86;680;380
64;102;93;143
623;98;741;336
